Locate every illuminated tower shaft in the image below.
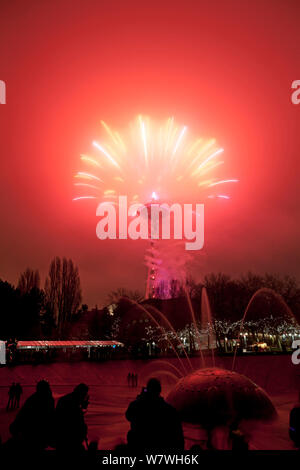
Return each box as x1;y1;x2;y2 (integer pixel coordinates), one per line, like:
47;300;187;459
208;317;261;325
145;240;158;299
144;198;161;299
144;197;173;299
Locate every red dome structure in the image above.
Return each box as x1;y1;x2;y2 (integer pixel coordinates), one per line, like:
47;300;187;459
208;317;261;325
167;368;277;428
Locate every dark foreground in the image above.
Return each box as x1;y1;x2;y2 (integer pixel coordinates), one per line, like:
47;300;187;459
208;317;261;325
0;356;299;450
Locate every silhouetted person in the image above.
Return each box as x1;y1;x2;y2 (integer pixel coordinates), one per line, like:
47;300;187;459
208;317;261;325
55;383;89;453
14;383;23;409
231;429;249;451
126;378;184;451
9;379;55;450
6;383;16;411
127;373;132;387
290;391;300;448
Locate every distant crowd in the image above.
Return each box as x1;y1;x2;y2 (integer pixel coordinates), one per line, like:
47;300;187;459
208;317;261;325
6;382;23;411
1;375;300;453
127;372;138;388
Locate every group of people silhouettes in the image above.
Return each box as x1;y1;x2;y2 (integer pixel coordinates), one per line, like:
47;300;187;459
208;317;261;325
4;380;90;453
6;382;23;411
127;372;138;388
4;377;182;453
2;376;300;452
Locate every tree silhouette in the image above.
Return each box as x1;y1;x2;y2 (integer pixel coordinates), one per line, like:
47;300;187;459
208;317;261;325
45;257;82;336
17;268;40;294
107;288;143;304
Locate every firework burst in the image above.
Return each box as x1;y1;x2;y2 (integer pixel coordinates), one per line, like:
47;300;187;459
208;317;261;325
73;115;238;205
73;115;238;298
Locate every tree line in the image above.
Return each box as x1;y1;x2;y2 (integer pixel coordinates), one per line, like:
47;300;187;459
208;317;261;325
1;266;300;345
0;257;82;339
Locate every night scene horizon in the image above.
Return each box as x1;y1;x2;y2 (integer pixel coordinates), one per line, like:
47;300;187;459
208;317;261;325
0;0;300;459
1;0;300;307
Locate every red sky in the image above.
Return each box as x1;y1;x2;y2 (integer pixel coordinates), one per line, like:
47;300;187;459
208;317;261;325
0;0;299;307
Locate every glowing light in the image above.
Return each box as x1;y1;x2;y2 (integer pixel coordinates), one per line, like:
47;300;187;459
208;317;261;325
187;138;203;156
101;120;120;147
172;126;187;155
74;115;238;205
207;194;230;199
93;141;120;168
73;196;97;201
192;148;224;176
113;176;125;182
75;172;103;182
114;131;127;153
164;117;174;154
198;179;214;187
139;116;148;165
80;155;101;167
208;179;239;187
198;160;224;177
188;139;216;170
